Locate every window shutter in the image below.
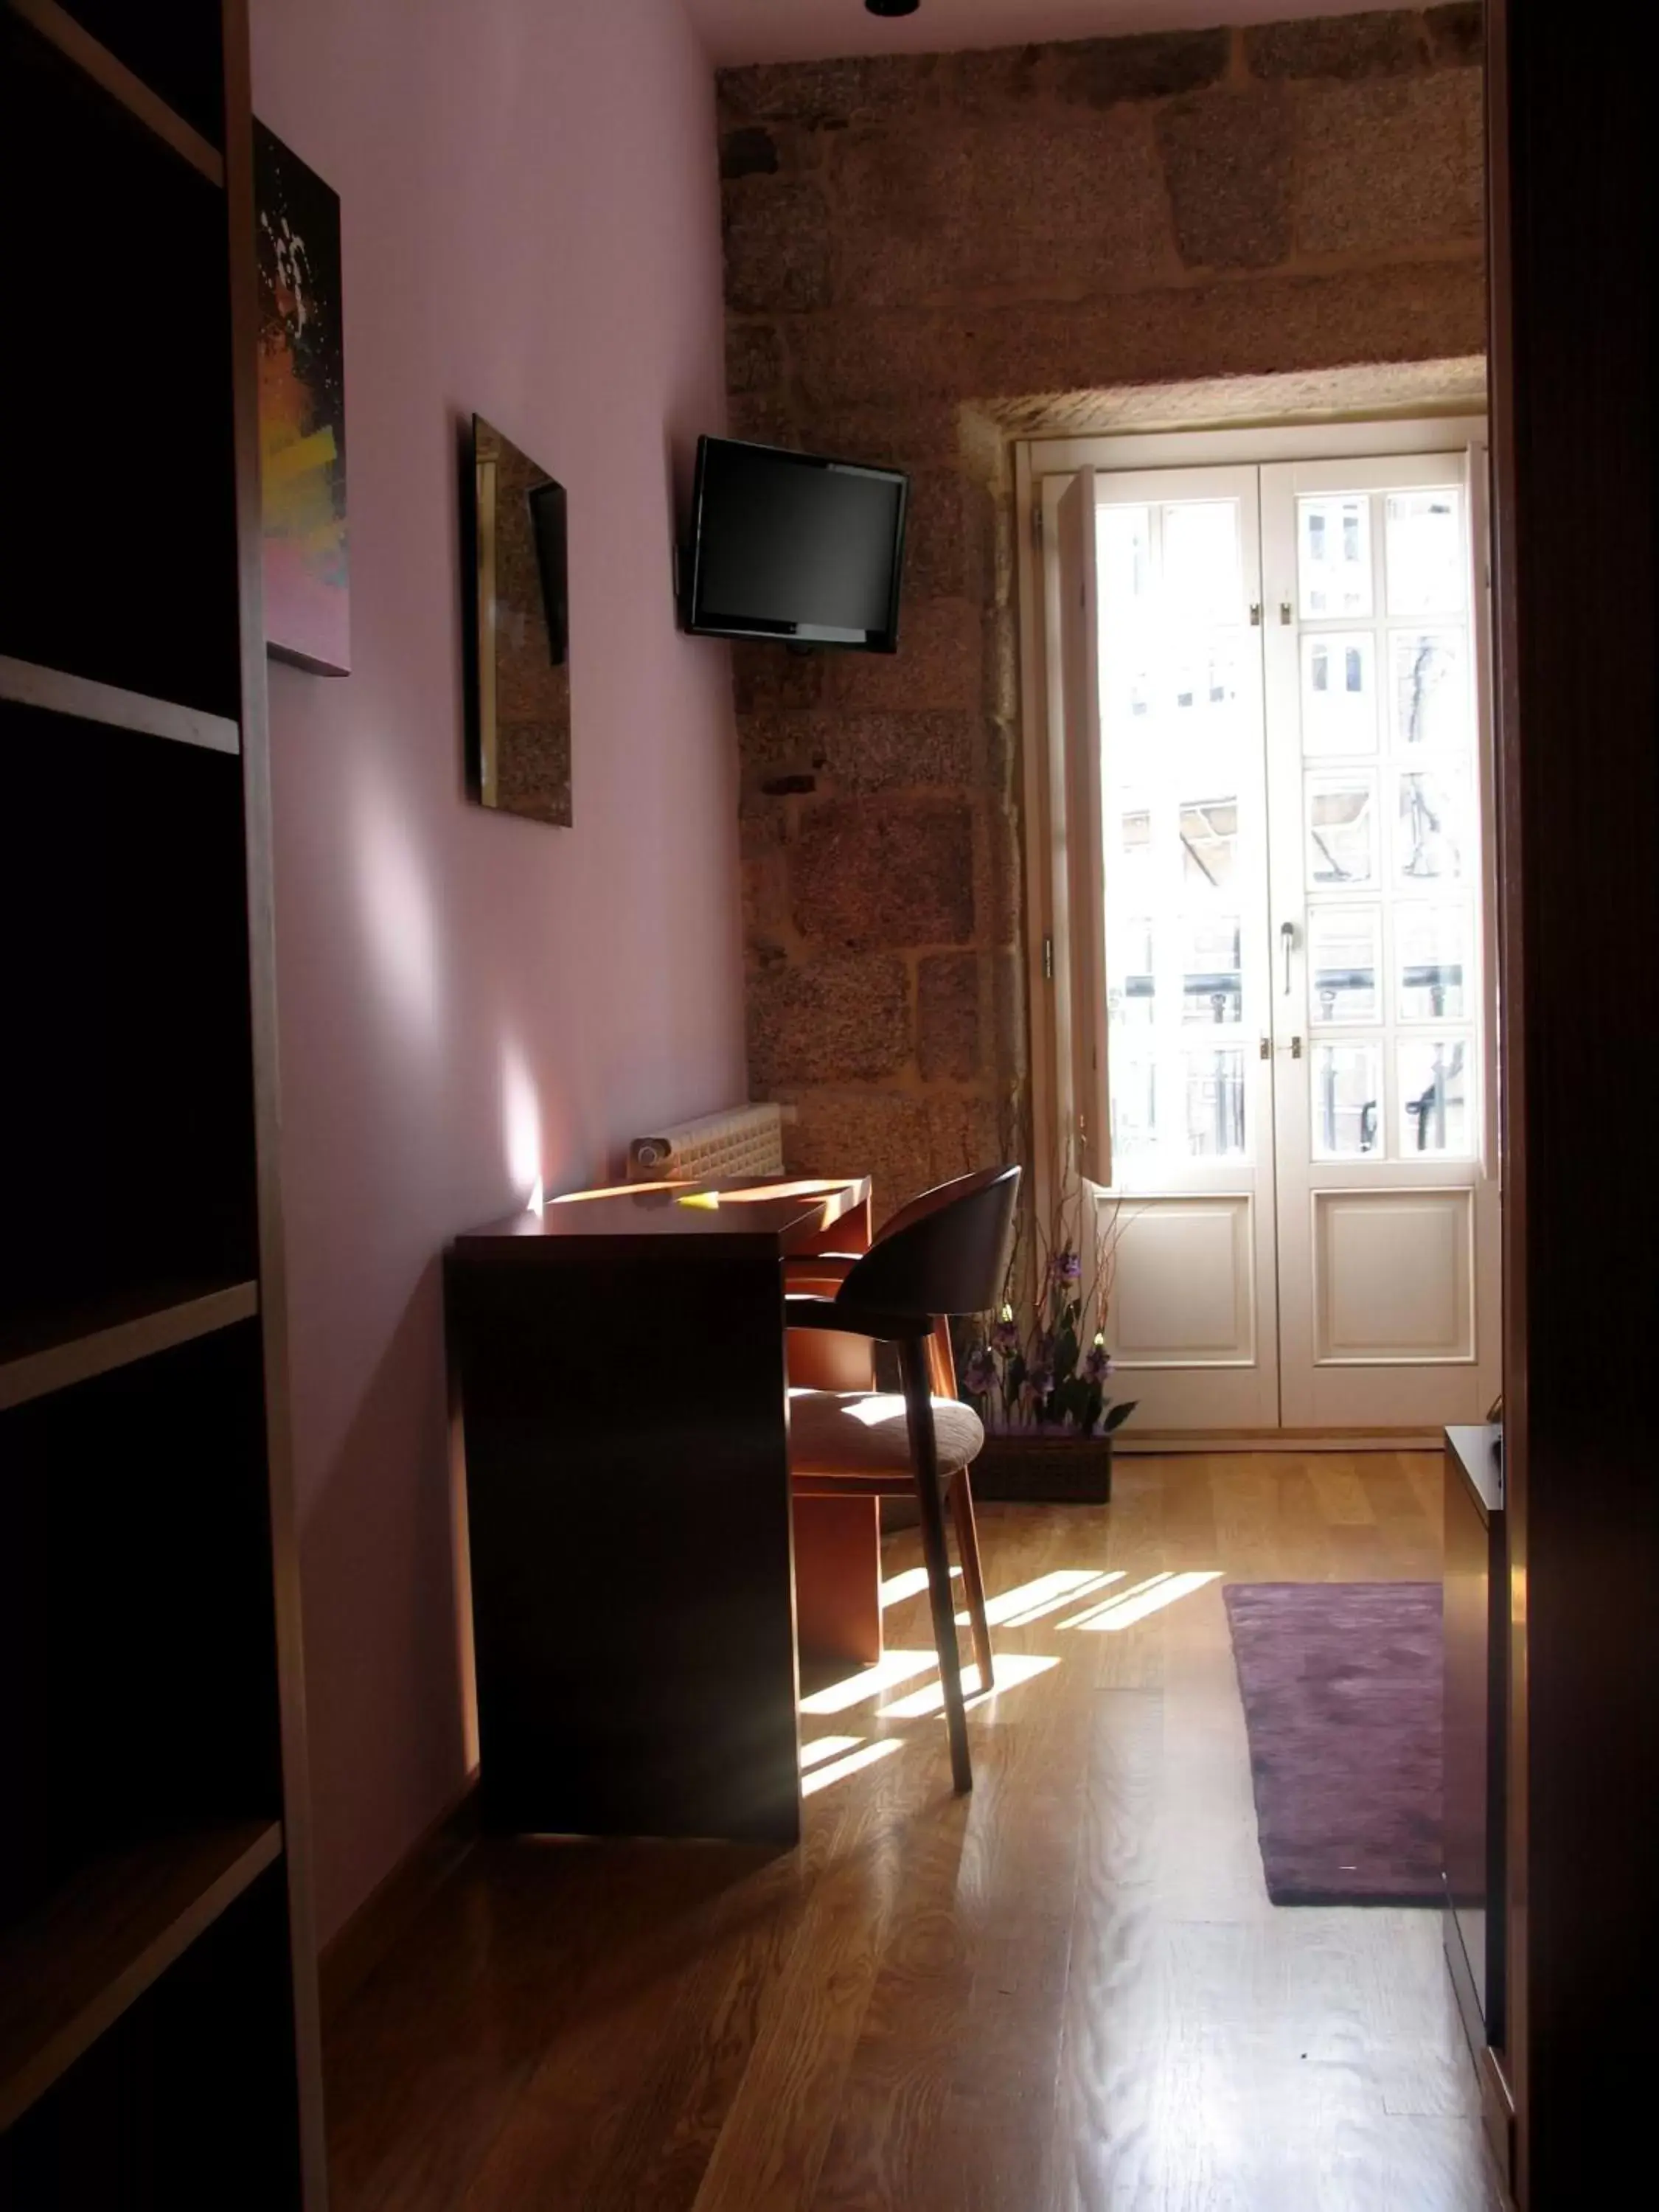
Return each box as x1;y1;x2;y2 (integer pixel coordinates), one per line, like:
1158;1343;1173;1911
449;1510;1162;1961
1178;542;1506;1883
1056;469;1111;1187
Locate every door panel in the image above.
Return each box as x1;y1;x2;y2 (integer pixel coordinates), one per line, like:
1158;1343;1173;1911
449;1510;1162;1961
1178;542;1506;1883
1048;462;1279;1428
1312;1187;1475;1361
1263;451;1500;1429
1111;1196;1258;1365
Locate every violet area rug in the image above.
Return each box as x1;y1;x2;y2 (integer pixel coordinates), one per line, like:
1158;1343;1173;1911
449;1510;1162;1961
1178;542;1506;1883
1222;1581;1442;1906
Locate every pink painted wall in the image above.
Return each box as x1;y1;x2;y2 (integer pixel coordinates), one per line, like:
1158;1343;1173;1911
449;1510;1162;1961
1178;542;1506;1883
249;0;742;1942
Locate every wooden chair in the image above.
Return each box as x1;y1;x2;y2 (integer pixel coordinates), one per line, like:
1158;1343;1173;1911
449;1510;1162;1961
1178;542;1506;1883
785;1164;1021;1793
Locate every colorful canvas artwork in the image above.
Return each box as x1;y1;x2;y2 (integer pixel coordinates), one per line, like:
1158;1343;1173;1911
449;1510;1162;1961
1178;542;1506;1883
254;122;349;675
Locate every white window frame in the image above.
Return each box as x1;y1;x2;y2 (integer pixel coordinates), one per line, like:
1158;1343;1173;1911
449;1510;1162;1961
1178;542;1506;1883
1014;414;1494;1232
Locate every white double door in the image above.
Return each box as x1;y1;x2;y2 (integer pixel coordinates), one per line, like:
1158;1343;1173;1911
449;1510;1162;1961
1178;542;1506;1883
1051;439;1499;1430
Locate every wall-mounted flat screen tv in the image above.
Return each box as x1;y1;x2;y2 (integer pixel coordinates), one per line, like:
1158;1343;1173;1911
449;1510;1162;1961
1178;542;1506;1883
681;436;908;652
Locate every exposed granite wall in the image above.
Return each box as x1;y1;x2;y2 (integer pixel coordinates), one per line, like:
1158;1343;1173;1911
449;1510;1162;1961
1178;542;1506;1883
721;9;1486;1217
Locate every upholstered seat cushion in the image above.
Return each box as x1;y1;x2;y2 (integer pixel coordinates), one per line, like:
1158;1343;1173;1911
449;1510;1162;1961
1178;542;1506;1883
787;1387;986;1478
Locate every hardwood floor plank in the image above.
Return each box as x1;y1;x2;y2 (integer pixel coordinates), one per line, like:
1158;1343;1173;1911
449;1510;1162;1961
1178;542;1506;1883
687;1850;896;2209
813;1510;1098;2212
461;1849;800;2211
1309;1455;1380;1529
325;1453;1500;2212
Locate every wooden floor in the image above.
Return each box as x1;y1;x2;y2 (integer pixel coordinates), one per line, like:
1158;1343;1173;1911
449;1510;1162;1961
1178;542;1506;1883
326;1453;1504;2211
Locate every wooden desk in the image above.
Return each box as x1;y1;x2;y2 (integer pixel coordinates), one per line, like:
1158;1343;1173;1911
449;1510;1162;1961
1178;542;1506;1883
445;1175;872;1846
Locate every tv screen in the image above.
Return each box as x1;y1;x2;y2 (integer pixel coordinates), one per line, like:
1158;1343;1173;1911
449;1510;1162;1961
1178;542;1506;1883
681;436;908;652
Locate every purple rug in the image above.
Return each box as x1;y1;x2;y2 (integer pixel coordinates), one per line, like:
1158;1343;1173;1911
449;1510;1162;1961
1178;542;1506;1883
1222;1582;1442;1906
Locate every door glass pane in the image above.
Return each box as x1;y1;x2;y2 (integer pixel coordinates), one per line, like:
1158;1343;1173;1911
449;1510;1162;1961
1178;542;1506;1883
1180;796;1238;889
1097;490;1259;1178
1102;642;1156;731
1184;1047;1245;1158
1385;488;1465;615
1307;775;1378;886
1116;806;1154;896
1309;905;1380;1023
1169;637;1242;744
1311;1042;1382;1160
1301;632;1377;756
1181;915;1242;1026
1111;1050;1156;1162
1110;914;1155;1026
1298;494;1372;618
1396;902;1472;1020
1117;804;1153;876
1399;1035;1472;1155
1164;502;1241;626
1390;629;1467;751
1397;766;1472;883
1097;504;1151;620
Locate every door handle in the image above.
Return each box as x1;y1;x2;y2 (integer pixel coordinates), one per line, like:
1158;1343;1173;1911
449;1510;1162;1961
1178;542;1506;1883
1280;919;1297;995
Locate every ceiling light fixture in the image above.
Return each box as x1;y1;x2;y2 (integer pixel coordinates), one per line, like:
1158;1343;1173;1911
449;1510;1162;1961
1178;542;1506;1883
865;1;921;17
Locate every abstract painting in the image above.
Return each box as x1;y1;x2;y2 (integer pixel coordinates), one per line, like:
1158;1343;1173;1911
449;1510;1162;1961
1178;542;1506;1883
255;122;349;675
466;415;571;827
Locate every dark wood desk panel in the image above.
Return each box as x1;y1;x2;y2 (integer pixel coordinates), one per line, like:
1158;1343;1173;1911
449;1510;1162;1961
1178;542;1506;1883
446;1178;869;1846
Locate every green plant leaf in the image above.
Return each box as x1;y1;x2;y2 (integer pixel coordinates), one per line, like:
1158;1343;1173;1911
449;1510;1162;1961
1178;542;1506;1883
1101;1399;1138;1432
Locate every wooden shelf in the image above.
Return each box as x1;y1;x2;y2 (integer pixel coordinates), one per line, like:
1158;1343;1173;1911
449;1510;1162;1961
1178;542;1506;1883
0;1820;281;2132
0;0;325;2188
0;1280;259;1413
7;0;223;185
0;656;240;757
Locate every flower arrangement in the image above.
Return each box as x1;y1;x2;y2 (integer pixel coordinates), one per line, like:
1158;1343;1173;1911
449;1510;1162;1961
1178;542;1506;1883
960;1163;1136;1440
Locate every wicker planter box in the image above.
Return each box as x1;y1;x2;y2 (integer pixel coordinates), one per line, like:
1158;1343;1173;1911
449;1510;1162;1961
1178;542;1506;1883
970;1428;1114;1505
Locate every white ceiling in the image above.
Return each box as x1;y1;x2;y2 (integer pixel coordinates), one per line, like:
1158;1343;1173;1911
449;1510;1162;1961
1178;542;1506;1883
687;0;1388;69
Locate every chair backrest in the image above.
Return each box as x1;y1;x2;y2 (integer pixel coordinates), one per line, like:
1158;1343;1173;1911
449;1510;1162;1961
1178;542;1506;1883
837;1165;1020;1320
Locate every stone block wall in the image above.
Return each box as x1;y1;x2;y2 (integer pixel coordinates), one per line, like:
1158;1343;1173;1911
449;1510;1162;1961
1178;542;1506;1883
721;8;1486;1217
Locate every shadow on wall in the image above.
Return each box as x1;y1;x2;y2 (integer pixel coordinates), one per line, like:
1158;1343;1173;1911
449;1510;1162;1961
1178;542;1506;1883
300;1256;470;1940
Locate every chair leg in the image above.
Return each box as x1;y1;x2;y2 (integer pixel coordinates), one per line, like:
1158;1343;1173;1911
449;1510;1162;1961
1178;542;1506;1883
950;1467;993;1694
901;1336;972;1793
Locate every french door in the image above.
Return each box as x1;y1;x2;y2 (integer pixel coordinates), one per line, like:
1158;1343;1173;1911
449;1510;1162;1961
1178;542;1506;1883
1036;428;1500;1433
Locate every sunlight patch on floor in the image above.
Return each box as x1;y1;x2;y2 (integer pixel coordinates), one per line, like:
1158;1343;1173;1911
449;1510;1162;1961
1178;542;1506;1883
880;1564;959;1609
799;1648;939;1714
800;1737;904;1795
1058;1568;1222;1630
958;1567;1121;1631
1055;1570;1173;1627
876;1650;1060;1719
799;1733;863;1770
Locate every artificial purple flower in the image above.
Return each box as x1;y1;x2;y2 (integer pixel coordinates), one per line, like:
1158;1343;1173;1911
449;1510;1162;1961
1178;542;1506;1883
1025;1362;1055;1400
1050;1249;1082;1286
964;1352;996;1397
1083;1345;1113;1385
990;1316;1020;1354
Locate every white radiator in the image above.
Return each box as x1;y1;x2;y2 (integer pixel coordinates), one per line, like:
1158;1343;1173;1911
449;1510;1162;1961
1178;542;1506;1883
626;1101;786;1183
